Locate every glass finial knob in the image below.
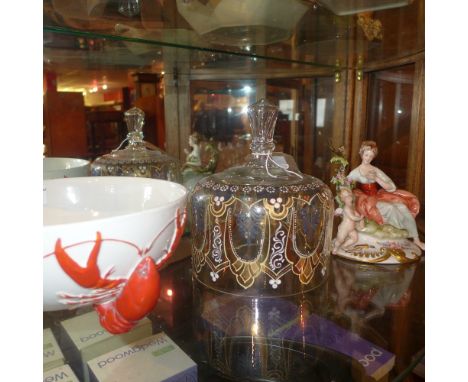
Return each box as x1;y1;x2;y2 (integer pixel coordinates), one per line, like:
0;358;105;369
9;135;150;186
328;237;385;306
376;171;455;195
247;98;278;155
124;107;145;144
125;107;145;133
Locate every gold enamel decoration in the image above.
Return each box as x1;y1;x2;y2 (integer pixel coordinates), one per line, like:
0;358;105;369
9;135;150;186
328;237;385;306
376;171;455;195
343;246;418;264
263;197;294;220
230;258;263;289
192;190;333;291
285;192;333;285
209;195;236;217
189;99;334;295
226;206;267;289
192;238;207;274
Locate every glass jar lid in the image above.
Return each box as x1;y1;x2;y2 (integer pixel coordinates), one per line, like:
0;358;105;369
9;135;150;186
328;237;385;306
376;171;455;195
91;107;181;182
208;98;305;186
189;99;334;296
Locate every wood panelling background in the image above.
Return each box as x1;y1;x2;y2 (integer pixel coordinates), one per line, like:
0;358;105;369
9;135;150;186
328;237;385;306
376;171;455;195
44;92;88;158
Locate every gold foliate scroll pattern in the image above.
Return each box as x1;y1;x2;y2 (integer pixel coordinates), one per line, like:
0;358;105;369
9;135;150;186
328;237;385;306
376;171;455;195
192;189;333;290
344;246;419;264
225;200;269;289
285;190;334;285
192;194;236;279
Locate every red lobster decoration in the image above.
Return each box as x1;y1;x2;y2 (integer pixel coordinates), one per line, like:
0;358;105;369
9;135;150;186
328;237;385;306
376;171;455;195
53;208;186;334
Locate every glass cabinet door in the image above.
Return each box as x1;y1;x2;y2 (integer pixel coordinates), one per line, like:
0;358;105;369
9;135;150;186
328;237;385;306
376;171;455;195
188;76;341;178
366;64;415;190
41;1;425;381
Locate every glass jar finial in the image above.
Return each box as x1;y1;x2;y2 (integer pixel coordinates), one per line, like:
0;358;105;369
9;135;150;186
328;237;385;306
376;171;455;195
125;107;145;145
248;98;278;155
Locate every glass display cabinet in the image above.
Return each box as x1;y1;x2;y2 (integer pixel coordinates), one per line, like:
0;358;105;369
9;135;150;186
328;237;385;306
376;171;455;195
43;0;425;381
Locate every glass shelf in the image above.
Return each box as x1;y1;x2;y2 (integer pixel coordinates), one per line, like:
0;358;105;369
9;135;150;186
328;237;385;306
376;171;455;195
44;0;424;71
43;27;332;73
43;239;425;382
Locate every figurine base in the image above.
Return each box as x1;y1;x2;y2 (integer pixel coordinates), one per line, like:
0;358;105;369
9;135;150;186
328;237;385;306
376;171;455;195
332;233;422;264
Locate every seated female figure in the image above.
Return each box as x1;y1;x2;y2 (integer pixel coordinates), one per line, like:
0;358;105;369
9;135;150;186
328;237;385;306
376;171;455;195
347;141;425;250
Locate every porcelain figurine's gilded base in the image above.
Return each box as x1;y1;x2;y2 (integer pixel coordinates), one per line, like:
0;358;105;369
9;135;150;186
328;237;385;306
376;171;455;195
332;232;422;264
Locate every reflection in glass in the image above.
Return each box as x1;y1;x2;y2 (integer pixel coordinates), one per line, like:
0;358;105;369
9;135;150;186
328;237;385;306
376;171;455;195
175;0;308;46
267;77;336;179
193;282;357;382
190;80;256;171
190;78;336;179
118;0;141;17
192;254;416;382
331;258;416;325
366;64;415;189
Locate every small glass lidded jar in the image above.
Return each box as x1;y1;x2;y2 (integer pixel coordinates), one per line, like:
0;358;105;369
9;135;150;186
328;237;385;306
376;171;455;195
189;99;334;297
91;107;181;182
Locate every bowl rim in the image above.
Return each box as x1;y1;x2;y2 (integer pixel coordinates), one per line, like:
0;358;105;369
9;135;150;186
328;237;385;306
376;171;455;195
43;157;90;165
43;176;188;229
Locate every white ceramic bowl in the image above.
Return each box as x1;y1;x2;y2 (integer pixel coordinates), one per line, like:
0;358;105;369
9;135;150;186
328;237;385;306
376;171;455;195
43;177;187;313
43;157;90;179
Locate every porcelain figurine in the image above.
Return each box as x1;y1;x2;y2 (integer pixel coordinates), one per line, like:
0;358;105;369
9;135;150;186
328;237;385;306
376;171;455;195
184;132;203;168
330;141;424;264
333;188;363;253
182;133;219;192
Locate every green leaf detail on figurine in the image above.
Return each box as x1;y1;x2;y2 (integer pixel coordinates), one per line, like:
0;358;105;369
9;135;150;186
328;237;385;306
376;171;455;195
359;219;408;239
